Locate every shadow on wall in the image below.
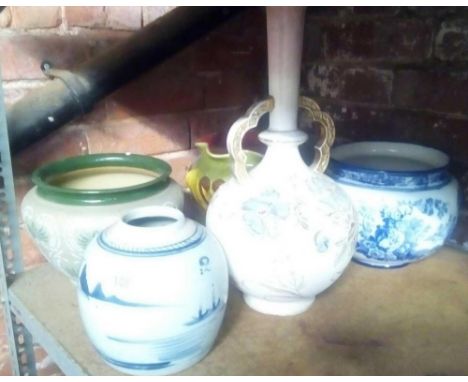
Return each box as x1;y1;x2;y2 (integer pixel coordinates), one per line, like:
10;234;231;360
4;7;268;176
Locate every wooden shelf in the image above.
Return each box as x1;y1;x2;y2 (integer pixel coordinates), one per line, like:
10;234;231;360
8;247;468;375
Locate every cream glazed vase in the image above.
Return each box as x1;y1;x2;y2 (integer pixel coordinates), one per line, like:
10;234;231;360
206;97;358;316
21;154;184;282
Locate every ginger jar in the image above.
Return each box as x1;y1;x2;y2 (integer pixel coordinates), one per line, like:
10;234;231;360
77;206;229;375
21;153;184;281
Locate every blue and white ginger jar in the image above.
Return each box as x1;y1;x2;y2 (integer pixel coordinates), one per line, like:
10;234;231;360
77;206;229;375
327;141;459;268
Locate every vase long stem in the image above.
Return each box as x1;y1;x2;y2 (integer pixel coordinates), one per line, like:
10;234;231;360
267;6;306;133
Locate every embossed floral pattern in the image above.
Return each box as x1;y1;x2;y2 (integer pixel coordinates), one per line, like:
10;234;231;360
242;189;290;237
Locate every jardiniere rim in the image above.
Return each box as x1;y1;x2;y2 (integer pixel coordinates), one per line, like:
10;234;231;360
328;141;451;191
32;153;172;206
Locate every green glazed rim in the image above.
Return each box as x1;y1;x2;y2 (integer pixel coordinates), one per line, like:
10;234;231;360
32;153;172;206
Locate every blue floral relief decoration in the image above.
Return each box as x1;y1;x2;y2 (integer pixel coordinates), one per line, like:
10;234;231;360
357;197;456;262
242;189;290;237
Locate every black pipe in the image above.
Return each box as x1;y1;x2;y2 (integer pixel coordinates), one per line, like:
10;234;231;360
7;6;248;154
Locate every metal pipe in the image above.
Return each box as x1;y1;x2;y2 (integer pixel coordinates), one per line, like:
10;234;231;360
6;6;247;154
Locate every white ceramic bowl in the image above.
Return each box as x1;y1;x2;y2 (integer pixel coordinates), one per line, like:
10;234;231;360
327;141;459;268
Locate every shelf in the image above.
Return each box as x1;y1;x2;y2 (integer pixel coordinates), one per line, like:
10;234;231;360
8;246;468;376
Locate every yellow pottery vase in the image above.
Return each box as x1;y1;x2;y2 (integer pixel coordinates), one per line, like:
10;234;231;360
186;142;262;209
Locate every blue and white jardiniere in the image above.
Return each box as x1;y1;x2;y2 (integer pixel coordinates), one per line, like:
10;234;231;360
327;141;459;268
77;206;229;375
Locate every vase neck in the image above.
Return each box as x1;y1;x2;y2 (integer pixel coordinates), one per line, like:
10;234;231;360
267;7;305;133
102;206;198;252
258;130;308;169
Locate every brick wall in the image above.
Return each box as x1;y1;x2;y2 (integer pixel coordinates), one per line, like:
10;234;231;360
0;6;267;375
302;6;468;167
2;6;267;176
1;5;468;376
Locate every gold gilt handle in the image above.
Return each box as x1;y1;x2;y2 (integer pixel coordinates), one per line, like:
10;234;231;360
299;96;336;173
227;96;335;182
227;97;274;183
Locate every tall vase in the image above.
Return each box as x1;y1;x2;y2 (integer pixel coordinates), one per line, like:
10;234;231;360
205;7;357;316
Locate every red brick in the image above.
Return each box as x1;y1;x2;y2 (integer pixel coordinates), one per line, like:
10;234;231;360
105;6;141;30
13;175;33;211
85;114;189;155
406;6;467;18
342;67;393;103
83;30;133;55
71;98;109;125
106;55;204;118
0;31;130;80
435;19;468;61
155;149;198;187
0;7;12;27
303;21;322;68
304;99;468;165
142;6;176;26
34;347;62;376
185;7;267;73
2;86;34;106
202;69;267;110
305;18;433;63
352;6;400;16
188;107;243;147
64;6;106;28
188;107;266;157
66;6;145;31
9;6;61;29
392;69;468;115
307;64;393;105
306;6;349;18
12;125;89;175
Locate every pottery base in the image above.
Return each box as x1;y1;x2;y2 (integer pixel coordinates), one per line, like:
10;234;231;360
243;295;315;316
101;348;211;376
352;247;440;269
352;258;411;269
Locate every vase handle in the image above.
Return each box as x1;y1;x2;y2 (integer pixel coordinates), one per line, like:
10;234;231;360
227;97;275;183
299;96;336;173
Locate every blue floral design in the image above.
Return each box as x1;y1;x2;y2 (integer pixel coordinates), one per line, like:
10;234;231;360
242;190;290;236
328;160;451;191
357;198;456;262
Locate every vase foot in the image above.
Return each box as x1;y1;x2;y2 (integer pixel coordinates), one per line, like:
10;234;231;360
100;348;211;376
243;295;315;316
